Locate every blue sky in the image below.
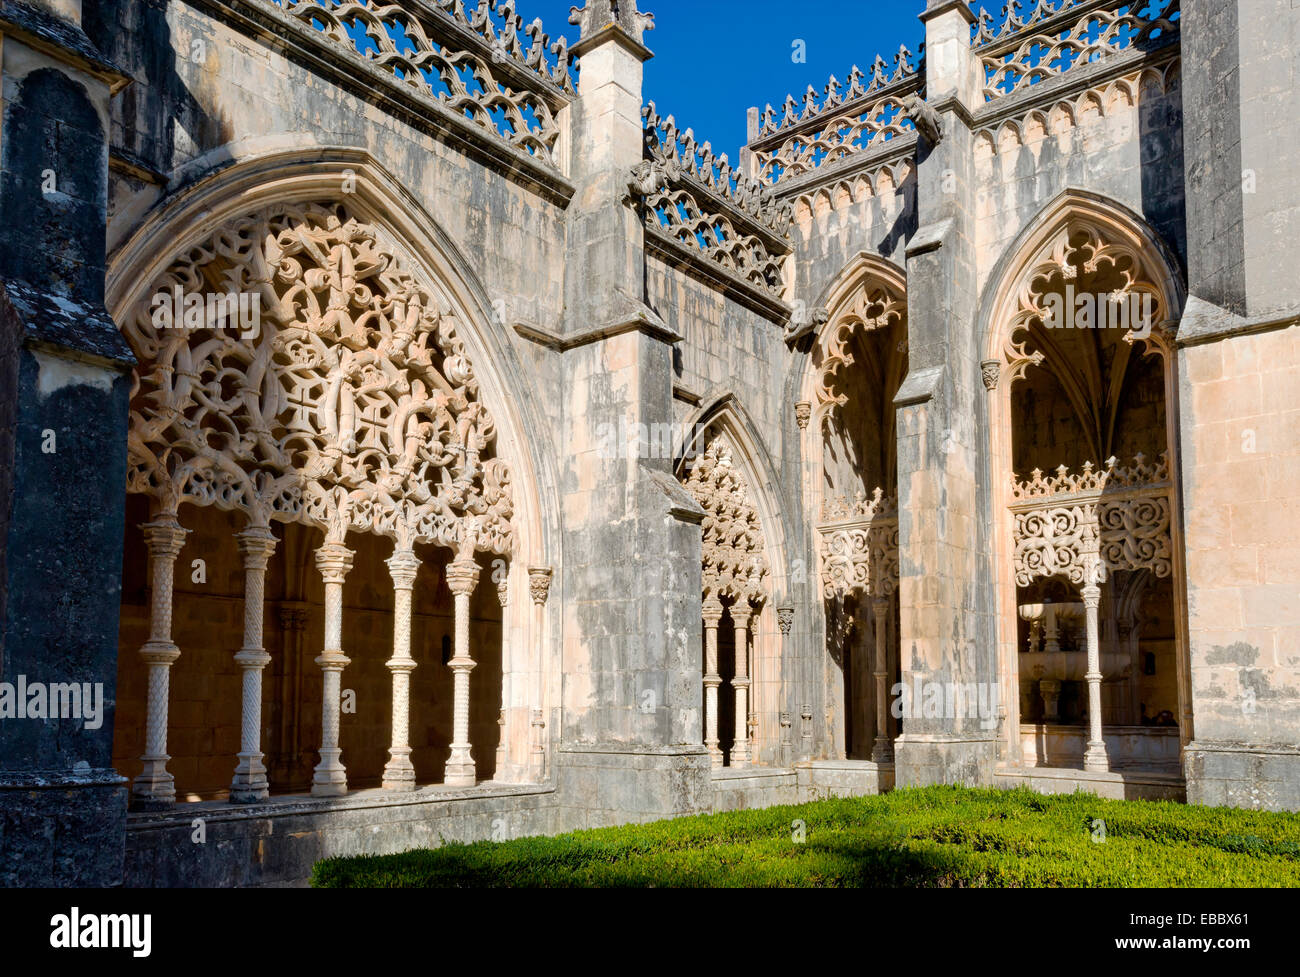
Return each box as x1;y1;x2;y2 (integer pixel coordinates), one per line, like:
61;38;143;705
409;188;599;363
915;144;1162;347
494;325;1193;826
528;0;928;157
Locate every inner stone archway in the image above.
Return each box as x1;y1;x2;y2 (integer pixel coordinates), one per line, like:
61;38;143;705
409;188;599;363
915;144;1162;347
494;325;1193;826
985;200;1188;775
110;199;531;806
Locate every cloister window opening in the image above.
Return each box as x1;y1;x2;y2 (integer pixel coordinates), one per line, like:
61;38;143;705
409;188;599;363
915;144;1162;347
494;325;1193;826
811;264;907;763
110;201;529;808
994;217;1185;775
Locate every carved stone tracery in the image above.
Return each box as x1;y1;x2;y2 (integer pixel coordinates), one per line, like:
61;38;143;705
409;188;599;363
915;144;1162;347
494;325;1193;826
124;202;514;556
683;437;770;607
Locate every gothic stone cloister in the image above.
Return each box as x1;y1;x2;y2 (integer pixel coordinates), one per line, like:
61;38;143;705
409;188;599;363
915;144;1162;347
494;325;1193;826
1;0;1298;887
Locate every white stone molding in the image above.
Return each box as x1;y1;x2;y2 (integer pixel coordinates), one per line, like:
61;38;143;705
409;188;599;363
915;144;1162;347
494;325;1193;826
527;565;552;782
381;547;420;791
131;513;189;809
230;525;278;802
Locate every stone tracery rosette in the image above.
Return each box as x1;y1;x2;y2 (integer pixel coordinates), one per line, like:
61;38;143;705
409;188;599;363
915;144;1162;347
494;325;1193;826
682;437;770;606
123;203;514;556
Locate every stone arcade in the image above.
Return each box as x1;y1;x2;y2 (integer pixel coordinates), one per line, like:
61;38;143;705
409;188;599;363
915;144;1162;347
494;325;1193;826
0;0;1297;886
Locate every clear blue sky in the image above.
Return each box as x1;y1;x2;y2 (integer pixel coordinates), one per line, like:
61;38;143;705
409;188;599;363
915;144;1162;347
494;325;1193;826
528;0;928;157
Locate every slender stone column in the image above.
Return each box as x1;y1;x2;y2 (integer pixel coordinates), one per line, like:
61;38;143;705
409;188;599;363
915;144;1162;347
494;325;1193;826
382;548;420;790
528;566;552;782
870;596;894;763
701;597;724;767
1081;579;1109;772
132;514;189;810
311;542;354;797
444;559;480;786
731;604;752;768
495;573;510;778
230;526;277;802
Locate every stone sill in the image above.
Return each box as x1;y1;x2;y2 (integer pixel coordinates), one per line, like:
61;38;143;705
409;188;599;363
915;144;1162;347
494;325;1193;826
711;766;796;783
997;764;1184;786
126;781;553;830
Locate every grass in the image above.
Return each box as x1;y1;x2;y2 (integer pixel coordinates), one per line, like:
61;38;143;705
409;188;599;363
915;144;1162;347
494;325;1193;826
310;785;1300;887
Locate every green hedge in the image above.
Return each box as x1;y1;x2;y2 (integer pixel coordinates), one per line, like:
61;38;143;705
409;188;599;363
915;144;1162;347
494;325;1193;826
310;786;1300;887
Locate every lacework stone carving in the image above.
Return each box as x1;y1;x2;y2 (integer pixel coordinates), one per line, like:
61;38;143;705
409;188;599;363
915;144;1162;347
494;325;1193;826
755;45;921;139
751;94;917;187
642;103;794;240
975;0;1181;102
813;280;907;415
818;489;899;600
124;202;514;557
269;0;572;164
998;219;1169;388
1010;454;1173;587
682;438;770;606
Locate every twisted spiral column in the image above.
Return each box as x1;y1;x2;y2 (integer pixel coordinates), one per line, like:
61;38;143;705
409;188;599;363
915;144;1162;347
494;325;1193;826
311;541;354;797
230;526;277;802
382;548;420;790
870;596;894;764
528;566;552;783
731;605;752;768
701;597;724;768
444;560;480;787
132;514;189;811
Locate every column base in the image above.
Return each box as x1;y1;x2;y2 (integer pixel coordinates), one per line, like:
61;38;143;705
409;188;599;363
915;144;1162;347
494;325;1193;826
131;761;176;811
230;754;268;803
311;752;347;796
1083;742;1109;772
871;740;894;764
382;756;416;791
706;744;723;768
445;748;476;787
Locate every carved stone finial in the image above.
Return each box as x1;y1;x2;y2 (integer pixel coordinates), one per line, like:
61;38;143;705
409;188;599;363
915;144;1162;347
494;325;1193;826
980;359;1000;391
794;402;812;429
569;0;654;44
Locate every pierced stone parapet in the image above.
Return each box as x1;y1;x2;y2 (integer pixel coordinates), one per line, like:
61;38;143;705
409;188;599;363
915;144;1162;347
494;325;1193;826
817;489;899;600
974;0;1181;102
265;0;574;165
1009;453;1174;587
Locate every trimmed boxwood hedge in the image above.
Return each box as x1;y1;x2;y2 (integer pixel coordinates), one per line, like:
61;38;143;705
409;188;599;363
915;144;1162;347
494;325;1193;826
310;785;1300;888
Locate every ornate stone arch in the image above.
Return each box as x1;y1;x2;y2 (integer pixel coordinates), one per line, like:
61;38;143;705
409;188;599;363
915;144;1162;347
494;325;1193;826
106;147;561;797
792;252;907;763
977;188;1191;768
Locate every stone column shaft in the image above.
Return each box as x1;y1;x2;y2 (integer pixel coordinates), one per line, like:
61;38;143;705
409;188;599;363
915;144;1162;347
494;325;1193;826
1082;582;1108;772
311;542;354;797
528;566;552;782
230;526;277;802
382;548;420;790
132;514;189;810
702;598;724;768
444;559;480;787
731;607;752;768
870;597;894;764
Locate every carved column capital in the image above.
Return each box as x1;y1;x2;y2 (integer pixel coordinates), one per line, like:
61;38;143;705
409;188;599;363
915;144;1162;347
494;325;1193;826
794;401;812;429
141;517;189;559
702;596;725;627
235;525;277;569
776;605;794;635
527;565;553;606
980;358;1000;391
314;542;355;585
385;547;420;589
446;560;481;597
